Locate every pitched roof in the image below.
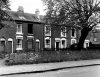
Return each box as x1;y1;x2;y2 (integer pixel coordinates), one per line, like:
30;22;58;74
7;11;44;23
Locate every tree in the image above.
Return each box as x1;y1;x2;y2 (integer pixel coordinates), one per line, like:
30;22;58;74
0;0;11;29
42;0;100;49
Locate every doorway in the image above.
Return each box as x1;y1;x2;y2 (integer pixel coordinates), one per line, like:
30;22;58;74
55;42;60;50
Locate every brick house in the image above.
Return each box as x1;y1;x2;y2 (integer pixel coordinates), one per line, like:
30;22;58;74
0;8;45;53
0;7;96;53
44;24;80;50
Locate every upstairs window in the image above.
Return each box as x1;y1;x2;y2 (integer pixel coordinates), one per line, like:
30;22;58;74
45;25;51;36
28;24;33;34
61;27;66;37
71;28;76;38
16;24;22;34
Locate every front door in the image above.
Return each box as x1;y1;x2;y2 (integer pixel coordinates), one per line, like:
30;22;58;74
56;42;59;50
35;42;40;52
8;41;12;53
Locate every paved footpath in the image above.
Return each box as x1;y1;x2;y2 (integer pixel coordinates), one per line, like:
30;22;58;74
1;59;100;75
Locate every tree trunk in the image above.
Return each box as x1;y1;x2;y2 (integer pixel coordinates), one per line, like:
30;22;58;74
77;27;90;50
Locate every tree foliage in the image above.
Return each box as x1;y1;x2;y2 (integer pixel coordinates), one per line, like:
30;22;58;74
0;0;11;29
42;0;100;49
43;0;100;27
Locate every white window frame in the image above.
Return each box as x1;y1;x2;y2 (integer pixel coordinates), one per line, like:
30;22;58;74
45;25;51;36
45;37;51;48
61;38;67;48
16;24;23;35
61;27;66;37
16;36;23;50
71;28;76;38
71;39;76;45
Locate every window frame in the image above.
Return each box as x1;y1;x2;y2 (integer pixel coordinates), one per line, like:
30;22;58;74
71;28;76;38
16;36;23;50
61;38;67;49
45;37;51;48
61;27;67;37
45;25;51;36
71;39;76;45
16;23;23;34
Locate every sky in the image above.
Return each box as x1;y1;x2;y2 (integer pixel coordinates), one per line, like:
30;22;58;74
9;0;46;15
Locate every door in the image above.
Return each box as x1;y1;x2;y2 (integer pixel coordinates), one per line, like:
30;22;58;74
8;41;12;53
35;42;40;52
56;42;59;50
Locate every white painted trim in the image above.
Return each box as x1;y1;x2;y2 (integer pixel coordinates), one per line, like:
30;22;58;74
55;38;60;41
27;36;34;40
16;48;23;50
0;38;5;41
8;38;13;53
16;36;23;39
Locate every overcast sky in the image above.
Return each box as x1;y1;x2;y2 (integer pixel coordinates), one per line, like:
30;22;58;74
9;0;46;15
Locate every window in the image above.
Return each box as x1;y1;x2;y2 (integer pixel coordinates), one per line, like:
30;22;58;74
84;40;89;48
45;37;51;48
61;27;66;37
16;36;23;50
61;39;67;48
28;24;33;34
45;25;51;36
71;39;76;45
0;38;5;51
16;24;22;34
71;28;76;38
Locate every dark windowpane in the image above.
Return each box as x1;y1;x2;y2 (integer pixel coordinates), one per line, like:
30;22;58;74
72;29;75;37
28;24;33;34
62;40;65;45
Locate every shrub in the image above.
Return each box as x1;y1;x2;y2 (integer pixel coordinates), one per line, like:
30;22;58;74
5;52;40;65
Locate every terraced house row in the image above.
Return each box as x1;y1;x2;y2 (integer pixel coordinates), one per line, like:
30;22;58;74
0;7;99;53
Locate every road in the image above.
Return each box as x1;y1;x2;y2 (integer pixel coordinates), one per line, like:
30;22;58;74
1;65;100;77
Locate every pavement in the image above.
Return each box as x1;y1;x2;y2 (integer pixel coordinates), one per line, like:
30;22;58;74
1;59;100;76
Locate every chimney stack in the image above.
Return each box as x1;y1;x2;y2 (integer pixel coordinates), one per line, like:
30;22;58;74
35;9;40;20
17;6;24;13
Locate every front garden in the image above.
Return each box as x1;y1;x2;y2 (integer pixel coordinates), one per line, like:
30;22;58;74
4;49;100;65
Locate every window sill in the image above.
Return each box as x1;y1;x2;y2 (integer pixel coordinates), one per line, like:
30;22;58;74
16;48;23;50
16;32;23;35
71;36;76;38
45;34;51;36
